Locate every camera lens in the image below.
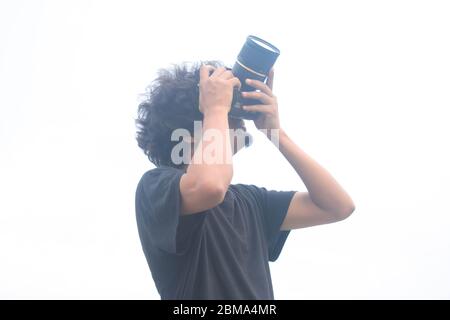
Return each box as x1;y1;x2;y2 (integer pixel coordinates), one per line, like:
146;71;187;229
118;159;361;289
237;35;280;76
249;37;280;53
229;35;280;120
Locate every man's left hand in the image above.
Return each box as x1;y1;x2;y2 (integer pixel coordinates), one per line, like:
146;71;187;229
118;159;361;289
241;69;281;135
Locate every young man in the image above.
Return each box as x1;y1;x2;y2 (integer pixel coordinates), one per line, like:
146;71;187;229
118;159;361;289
135;61;355;299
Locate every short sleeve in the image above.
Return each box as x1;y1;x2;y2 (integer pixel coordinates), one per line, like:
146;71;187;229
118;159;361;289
263;188;296;261
135;166;184;254
242;185;296;262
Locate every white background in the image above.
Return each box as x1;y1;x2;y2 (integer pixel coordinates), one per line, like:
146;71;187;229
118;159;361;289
1;0;449;299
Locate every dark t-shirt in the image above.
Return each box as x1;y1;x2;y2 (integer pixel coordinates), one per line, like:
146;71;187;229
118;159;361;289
135;166;295;300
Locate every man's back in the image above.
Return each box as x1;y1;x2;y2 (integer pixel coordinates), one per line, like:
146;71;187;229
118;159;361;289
135;166;295;299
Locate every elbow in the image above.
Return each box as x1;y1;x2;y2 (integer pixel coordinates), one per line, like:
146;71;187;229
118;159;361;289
198;180;228;207
208;184;228;205
333;201;356;221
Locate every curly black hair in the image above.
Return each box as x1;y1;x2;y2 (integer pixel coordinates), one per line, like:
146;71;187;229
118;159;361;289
135;60;242;168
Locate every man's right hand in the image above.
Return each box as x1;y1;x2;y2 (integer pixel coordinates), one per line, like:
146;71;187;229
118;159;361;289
198;65;241;115
180;65;238;215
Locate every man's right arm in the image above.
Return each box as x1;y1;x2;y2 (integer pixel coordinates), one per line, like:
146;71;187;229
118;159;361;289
179;65;241;215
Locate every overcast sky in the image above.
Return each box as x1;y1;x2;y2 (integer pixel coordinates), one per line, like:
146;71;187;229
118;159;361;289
1;0;449;299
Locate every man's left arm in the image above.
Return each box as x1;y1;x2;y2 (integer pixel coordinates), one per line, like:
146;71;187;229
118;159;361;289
276;129;355;229
242;69;355;230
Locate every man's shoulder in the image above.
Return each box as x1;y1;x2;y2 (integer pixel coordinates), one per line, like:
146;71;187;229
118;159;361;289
230;183;266;202
231;183;265;193
140;165;182;182
137;166;183;194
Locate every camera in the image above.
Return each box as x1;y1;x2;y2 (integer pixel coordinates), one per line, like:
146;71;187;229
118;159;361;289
229;35;280;120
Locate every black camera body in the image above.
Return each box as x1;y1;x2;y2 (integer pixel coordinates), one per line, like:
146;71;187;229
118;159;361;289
229;35;280;120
